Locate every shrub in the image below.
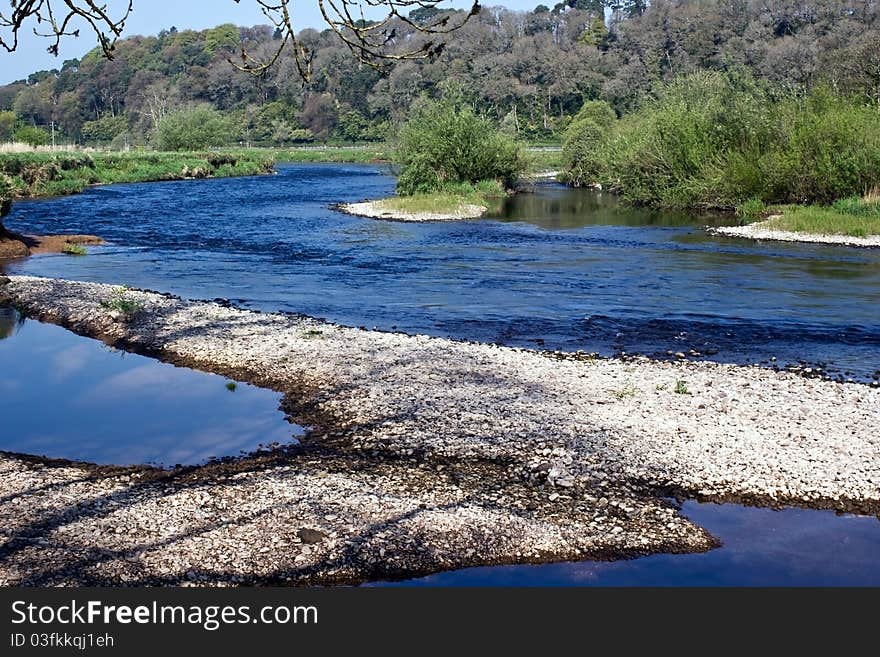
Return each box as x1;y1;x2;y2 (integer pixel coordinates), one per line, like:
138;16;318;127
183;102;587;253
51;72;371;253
13;126;49;147
0;173;13;224
562;118;608;187
157;106;231;151
736;198;767;221
395;97;525;195
564;72;880;209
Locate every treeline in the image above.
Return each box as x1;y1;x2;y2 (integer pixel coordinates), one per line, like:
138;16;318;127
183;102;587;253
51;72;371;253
1;0;879;149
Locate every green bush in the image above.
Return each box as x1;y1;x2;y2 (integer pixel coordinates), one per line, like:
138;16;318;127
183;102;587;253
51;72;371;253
0;173;12;221
14;126;50;147
736;198;767;221
157;106;231;151
395;97;525;195
562;71;880;209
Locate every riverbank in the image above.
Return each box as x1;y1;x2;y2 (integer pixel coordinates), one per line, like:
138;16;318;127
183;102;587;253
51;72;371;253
1;275;877;586
0;151;275;201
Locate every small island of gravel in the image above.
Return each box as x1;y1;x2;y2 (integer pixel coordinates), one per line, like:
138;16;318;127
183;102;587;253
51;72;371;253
1;274;877;586
711;217;880;248
338;198;488;223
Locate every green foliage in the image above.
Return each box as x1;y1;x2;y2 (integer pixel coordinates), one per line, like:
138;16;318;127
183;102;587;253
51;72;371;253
81;114;128;144
562;100;617;186
564;71;880;209
674;380;690;395
0;111;16;141
0;173;12;220
61;243;87;256
99;286;142;319
204;24;240;54
157;106;231;151
14;125;49;147
765;197;880;237
395;97;525;195
736;198;766;221
0;150;274;199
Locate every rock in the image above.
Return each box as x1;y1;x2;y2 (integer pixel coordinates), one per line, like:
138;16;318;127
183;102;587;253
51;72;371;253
297;528;328;544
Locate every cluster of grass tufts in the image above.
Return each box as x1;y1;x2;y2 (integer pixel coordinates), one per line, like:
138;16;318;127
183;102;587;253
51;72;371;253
61;243;87;256
563;71;880;210
99;286;143;319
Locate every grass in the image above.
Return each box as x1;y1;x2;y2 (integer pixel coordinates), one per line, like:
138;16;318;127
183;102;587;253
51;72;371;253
375;180;507;216
758;194;880;238
674;380;691;395
0;150;275;200
266;145;389;164
613;382;639;400
99;286;142;318
61;243;87;256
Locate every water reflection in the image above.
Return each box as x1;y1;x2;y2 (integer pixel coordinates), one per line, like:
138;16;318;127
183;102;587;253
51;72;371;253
488;185;733;229
0;318;302;466
0;306;24;340
371;501;880;587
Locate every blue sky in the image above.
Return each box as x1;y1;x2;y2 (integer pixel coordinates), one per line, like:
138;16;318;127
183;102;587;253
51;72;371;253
1;1;542;84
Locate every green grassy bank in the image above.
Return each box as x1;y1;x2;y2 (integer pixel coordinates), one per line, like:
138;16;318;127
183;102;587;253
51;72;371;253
741;194;880;238
0;151;276;200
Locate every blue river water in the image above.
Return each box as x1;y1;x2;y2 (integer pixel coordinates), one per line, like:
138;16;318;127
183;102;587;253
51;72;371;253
0;312;300;467
4;163;879;381
1;164;878;585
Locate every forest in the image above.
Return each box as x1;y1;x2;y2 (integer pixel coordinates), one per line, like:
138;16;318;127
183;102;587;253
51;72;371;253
1;0;879;149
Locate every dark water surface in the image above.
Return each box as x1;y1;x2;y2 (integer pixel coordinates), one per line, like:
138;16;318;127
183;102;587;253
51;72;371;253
0;312;301;467
370;501;880;587
5;163;879;381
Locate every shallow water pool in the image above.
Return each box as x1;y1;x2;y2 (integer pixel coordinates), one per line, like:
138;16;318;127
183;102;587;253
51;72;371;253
0;310;302;467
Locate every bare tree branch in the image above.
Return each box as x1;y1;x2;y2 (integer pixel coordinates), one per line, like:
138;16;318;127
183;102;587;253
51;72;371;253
0;1;478;81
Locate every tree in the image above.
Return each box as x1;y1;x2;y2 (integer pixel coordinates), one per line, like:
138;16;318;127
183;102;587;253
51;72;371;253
81;113;128;144
395;96;525;195
0;0;480;81
204;24;240;55
14;125;50;146
0;110;16;140
157;106;231;150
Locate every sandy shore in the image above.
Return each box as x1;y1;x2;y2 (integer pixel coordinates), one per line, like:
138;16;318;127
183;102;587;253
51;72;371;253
711;221;880;248
1;275;878;586
337;200;487;222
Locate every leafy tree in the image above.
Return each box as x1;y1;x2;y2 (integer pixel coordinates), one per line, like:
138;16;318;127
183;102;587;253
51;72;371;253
0;111;17;141
14;126;50;147
204;24;241;54
395;96;525;195
157;106;231;150
81;113;129;144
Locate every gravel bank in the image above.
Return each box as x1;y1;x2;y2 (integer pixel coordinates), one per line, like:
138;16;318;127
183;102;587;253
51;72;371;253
337;200;486;222
710;222;880;248
2;275;878;586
